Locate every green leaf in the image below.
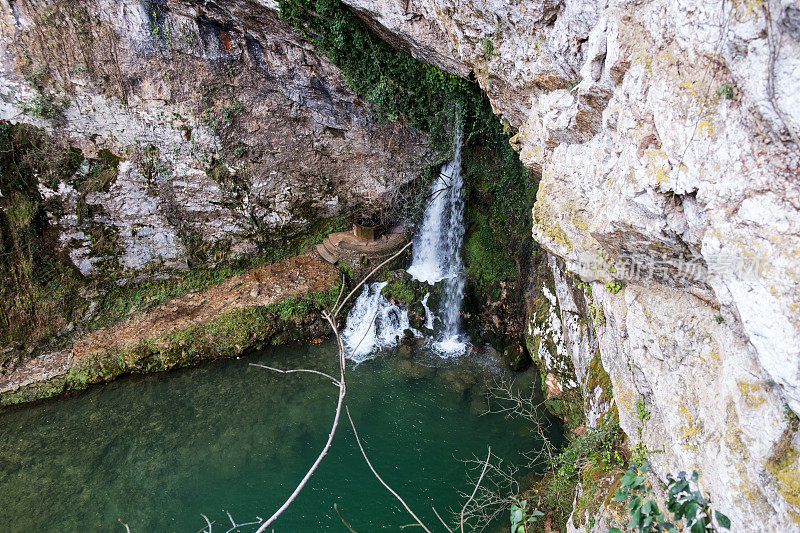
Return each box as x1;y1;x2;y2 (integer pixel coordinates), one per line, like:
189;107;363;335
510;507;523;524
685;501;698;521
690;517;706;533
622;469;638;486
613;491;629;502
609;529;623;533
715;511;731;529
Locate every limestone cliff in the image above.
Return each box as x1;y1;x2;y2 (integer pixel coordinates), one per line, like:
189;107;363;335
343;0;800;530
0;0;431;277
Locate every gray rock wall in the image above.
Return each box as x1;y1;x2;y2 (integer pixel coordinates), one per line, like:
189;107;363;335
0;0;433;277
345;0;800;529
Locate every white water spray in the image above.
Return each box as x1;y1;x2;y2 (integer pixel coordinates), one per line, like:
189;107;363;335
343;120;468;360
341;282;418;363
407;122;467;356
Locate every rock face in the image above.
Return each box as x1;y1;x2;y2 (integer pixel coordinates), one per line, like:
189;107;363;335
348;0;800;530
0;0;432;277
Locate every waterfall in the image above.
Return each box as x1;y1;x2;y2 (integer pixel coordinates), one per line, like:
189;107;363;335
342;120;467;360
341;282;417;363
407;122;468;357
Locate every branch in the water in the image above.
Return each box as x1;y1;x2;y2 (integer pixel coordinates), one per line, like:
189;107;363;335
432;507;454;533
346;406;432;533
251;238;412;532
249;363;339;386
334;503;359;533
461;447;491;533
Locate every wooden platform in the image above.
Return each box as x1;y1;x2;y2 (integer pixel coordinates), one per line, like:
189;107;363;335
316;225;408;265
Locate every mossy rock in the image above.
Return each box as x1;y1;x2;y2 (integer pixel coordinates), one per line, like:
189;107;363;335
381;270;427;306
503;340;531;371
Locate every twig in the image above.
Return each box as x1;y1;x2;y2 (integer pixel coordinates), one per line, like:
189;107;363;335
332;273;347;313
461;447;491;533
333;241;412;317
249;363;339;386
118;519;131;533
347;305;381;360
346;406;432;533
334;504;359;533
199;514;214;533
432;507;454;533
254;312;348;533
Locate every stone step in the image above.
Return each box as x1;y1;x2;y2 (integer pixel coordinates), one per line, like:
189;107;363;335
322;237;338;255
315;243;338;264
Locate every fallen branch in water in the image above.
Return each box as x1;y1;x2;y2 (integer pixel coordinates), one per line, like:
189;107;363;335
252;241;412;533
346;406;433;533
461;447;492;533
248;363;339;386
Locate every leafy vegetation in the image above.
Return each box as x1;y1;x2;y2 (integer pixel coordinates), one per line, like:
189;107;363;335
0;122;86;356
1;283;342;407
611;462;730;533
510;497;544;533
277;0;537;308
538;419;626;530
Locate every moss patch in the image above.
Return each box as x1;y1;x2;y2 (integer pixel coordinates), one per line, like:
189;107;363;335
0;121;87;362
1;285;341;408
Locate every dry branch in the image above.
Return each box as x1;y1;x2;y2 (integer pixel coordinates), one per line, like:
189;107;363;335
346;406;432;533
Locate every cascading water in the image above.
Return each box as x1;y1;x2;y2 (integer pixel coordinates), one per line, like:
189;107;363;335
341;282;417;363
343;121;467;360
407;121;467;356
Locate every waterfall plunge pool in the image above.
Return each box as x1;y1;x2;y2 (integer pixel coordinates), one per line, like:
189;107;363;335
0;341;563;531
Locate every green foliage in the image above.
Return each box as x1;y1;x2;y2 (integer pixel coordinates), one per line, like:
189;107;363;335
199;73;244;145
0;122;86;351
279;0;480;155
465;211;517;287
715;84;734;100
462;128;537;296
636;398;651;422
22;93;68;120
482;38;495;59
20;62;68;119
606;280;622;294
784;403;800;425
510;497;544;533
535;420;626;531
611;463;731;533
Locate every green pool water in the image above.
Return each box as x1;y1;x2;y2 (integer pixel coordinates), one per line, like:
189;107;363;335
0;342;562;532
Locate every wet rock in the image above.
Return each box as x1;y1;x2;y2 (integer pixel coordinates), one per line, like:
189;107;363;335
503;341;531;372
396;359;436;380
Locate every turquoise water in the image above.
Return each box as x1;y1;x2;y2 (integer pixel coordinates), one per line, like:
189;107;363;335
0;342;561;532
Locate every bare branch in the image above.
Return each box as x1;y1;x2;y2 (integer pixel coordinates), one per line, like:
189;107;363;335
249;363;339;386
346;406;432;533
254;310;348;533
456;452;521;532
333;241;412;317
118;519;131;533
198;514;213;533
348;305;381;359
251;238;411;532
334;504;359;533
461;447;491;533
432;507;454;533
332;273;347;313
